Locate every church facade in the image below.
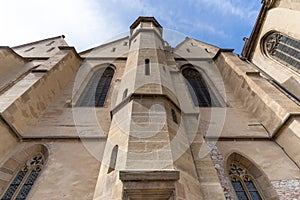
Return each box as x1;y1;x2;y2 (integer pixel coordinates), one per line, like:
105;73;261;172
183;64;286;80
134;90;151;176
0;0;299;199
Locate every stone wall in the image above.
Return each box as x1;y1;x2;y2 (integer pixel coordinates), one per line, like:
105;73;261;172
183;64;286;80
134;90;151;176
208;143;235;200
272;179;300;200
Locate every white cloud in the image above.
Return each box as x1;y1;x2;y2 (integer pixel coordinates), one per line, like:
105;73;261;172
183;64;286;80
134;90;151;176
0;0;126;51
190;0;259;21
178;18;228;38
0;0;260;53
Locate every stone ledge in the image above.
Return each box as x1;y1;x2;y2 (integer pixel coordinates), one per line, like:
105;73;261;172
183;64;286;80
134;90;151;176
119;170;180;181
120;170;179;200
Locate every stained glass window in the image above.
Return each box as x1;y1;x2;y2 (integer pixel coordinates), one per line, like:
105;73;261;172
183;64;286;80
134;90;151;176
1;154;44;200
182;68;219;107
232;179;249;200
79;67;114;107
15;169;40;200
264;32;300;70
229;164;263;200
1;170;27;200
244;178;262;200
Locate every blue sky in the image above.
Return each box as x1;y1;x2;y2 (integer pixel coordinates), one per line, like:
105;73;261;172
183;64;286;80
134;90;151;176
0;0;261;54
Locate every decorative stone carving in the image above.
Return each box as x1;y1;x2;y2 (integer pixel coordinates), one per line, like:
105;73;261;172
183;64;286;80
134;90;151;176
263;31;300;70
229;164;246;177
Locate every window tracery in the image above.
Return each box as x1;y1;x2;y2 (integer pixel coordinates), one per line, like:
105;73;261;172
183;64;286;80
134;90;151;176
1;154;44;200
229;164;262;200
263;32;300;70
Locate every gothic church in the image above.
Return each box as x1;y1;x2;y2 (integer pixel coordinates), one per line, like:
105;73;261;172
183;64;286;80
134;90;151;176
0;0;299;199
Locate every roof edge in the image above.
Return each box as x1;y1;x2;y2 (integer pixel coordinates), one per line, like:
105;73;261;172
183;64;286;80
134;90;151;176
0;46;28;61
12;35;66;49
130;16;162;29
79;36;129;56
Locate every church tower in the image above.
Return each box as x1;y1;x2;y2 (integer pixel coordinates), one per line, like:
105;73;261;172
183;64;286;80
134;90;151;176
92;17;210;200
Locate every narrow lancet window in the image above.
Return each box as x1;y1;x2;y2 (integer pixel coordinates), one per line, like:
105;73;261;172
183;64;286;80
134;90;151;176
123;89;128;100
171;109;178;124
145;59;150;75
108;145;118;173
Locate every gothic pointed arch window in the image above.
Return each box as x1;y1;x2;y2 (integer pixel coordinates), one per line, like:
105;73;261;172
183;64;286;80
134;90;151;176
263;31;300;71
225;152;278;200
78;66;115;107
182;67;220;107
0;145;48;200
229;163;263;200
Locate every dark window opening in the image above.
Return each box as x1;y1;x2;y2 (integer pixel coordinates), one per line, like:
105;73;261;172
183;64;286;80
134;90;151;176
182;68;219;107
171;109;178;124
47;47;55;52
232;179;249;200
1;170;27;199
108;145;118;173
24;47;35;52
16;169;41;200
145;59;150;75
123;89;128;100
46;41;55;46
